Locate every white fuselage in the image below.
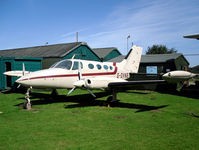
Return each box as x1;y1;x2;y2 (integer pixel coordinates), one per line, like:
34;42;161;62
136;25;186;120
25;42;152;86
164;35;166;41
15;45;143;90
16;59;129;89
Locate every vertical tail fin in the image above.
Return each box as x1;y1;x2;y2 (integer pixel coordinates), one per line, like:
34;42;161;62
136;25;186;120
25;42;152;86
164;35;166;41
119;45;142;73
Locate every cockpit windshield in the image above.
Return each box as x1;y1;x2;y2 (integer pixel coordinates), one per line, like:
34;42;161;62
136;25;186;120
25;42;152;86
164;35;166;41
50;60;72;70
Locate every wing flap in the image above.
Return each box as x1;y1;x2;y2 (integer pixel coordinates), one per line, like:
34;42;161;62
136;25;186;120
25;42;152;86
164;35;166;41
108;80;166;89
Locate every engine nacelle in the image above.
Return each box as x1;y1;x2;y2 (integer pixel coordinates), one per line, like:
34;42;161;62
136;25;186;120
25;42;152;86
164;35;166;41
162;70;196;83
73;77;127;89
84;78;110;89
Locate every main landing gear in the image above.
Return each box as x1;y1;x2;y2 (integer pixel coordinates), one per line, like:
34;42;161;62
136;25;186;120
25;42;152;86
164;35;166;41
106;89;120;107
24;87;32;110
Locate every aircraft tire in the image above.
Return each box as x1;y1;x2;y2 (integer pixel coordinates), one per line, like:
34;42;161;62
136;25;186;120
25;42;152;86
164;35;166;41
23;101;32;110
107;96;113;102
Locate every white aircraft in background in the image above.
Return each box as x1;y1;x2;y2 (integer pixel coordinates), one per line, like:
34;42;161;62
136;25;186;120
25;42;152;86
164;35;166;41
162;70;198;83
4;45;197;109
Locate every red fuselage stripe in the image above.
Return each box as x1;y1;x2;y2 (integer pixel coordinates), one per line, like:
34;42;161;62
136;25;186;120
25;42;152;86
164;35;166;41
20;63;117;81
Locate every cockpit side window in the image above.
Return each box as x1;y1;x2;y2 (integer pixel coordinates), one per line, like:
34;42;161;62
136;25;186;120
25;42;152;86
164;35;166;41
72;61;83;70
50;62;59;68
72;61;78;70
51;60;72;70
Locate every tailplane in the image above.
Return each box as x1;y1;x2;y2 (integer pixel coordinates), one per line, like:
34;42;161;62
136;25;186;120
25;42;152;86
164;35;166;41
119;45;142;73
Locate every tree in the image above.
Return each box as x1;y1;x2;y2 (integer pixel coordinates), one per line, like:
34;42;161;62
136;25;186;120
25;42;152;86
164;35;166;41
146;45;177;54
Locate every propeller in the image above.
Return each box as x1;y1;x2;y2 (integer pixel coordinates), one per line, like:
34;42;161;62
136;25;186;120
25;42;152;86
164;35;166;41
17;63;26;89
22;63;25;76
67;61;96;97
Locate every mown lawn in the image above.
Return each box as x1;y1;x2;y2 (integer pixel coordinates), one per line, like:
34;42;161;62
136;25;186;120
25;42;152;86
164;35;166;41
0;89;199;150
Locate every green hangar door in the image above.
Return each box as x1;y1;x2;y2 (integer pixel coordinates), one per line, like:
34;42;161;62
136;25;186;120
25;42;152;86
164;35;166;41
0;57;42;91
5;62;12;88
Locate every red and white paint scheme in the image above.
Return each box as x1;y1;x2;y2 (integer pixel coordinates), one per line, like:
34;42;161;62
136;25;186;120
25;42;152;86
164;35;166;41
4;45;143;109
14;45;142;89
5;45;197;110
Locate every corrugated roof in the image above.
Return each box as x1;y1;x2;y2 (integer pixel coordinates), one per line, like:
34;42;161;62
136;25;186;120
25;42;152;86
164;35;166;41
141;53;183;63
0;42;84;58
108;55;125;62
108;53;187;63
92;47;120;58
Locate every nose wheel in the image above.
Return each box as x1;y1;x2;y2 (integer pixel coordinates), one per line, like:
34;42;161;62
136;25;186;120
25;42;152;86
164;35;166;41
24;87;32;110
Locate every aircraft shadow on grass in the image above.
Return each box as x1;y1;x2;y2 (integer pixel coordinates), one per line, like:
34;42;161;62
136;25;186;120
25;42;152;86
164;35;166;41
16;91;168;113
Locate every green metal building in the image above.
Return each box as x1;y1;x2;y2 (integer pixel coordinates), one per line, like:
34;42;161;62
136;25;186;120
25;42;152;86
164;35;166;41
108;53;189;80
0;42;101;69
0;57;42;90
0;42;101;90
108;53;189;91
92;47;121;62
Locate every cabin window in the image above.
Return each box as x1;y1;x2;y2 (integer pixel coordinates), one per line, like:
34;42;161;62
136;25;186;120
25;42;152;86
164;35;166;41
110;66;113;70
51;60;72;70
96;64;102;70
72;61;78;70
88;64;94;69
72;61;83;70
104;65;108;70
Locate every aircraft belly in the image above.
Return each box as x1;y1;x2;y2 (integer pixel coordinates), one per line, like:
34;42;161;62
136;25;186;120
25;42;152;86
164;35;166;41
30;77;77;89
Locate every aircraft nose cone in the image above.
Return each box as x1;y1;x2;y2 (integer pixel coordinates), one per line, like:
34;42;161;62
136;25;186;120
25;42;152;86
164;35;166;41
16;78;22;84
163;72;170;78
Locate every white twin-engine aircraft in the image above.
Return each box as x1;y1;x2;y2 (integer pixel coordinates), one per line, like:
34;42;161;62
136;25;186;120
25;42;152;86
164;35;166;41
3;45;175;109
5;45;151;109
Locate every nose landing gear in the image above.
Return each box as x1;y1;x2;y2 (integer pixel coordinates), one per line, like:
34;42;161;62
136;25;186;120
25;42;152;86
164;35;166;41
24;87;32;110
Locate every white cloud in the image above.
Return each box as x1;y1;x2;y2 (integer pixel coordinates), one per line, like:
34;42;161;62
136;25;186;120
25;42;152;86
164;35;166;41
58;0;199;66
88;0;199;52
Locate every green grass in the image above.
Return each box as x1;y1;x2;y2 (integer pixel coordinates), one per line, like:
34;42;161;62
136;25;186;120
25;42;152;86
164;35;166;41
0;89;199;150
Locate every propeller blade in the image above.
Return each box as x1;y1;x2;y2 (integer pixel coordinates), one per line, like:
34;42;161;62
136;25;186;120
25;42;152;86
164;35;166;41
78;61;82;80
86;89;96;97
22;63;25;76
67;87;76;95
17;84;21;88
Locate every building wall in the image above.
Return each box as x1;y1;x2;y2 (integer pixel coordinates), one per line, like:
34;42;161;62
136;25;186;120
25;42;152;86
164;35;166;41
42;58;61;69
63;45;101;61
41;45;101;69
0;57;42;90
0;58;3;90
103;50;121;62
175;56;189;70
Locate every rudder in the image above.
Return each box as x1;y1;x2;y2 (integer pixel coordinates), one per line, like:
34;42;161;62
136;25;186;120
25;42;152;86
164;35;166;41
119;45;143;73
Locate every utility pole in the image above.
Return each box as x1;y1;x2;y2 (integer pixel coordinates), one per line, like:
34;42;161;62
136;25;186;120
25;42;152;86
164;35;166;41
127;35;130;54
76;32;78;42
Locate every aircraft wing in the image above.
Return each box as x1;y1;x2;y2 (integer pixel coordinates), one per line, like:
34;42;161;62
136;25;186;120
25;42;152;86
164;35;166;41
108;80;166;89
4;71;31;77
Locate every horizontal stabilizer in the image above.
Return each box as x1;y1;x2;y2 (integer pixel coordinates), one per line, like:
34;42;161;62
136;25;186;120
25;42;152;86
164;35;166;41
4;71;31;77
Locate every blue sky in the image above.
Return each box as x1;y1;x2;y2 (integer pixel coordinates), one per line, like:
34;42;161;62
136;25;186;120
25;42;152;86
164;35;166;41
1;0;199;66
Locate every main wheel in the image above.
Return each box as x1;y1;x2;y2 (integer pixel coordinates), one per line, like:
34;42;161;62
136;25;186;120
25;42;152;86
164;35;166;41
23;101;32;110
107;96;113;102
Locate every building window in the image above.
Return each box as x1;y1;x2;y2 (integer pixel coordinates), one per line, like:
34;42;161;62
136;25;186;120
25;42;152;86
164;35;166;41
146;66;157;74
